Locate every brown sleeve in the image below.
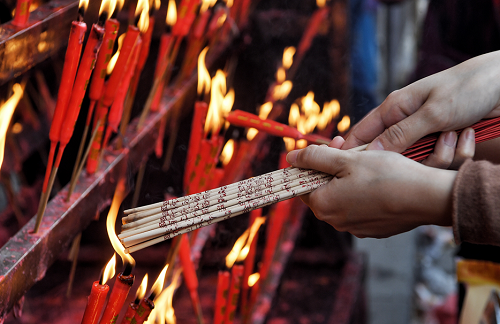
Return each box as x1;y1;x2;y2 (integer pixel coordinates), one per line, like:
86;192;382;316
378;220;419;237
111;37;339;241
452;159;500;246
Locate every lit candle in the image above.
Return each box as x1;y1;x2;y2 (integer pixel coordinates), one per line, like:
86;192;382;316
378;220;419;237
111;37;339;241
12;0;31;27
81;254;116;324
121;274;148;324
213;270;230;324
240;209;261;317
132;264;168;324
223;264;244;324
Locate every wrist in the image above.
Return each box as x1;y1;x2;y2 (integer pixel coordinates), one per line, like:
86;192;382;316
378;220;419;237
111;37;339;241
424;167;457;226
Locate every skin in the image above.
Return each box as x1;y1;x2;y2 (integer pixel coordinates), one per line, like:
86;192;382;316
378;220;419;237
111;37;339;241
287;50;500;238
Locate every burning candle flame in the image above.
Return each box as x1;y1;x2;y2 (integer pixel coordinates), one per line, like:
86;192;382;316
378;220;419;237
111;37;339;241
301;91;320;117
289;103;300;127
217;13;227;28
282;47;295;70
150;264;169;297
222;88;235;115
79;0;89;12
220;139;234;166
317;0;326;8
226;229;250;269
145;269;181;324
237;216;266;261
99;0;117;20
276;67;286;84
248;101;273;138
102;254;117;285
197;47;211;96
272;80;293;101
106;181;136;269
283;137;296;152
0;84;23;170
205;70;227;135
116;0;125;12
226;0;234;8
337;115;350;133
166;0;177;26
135;0;150;33
248;273;260;287
107;34;125;75
136;274;148;300
200;0;213;13
317;99;340;130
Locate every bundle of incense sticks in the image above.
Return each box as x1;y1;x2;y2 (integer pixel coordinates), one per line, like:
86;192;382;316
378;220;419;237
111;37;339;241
120;116;500;253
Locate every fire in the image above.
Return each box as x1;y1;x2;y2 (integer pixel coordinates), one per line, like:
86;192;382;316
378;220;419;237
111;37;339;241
237;216;266;261
248;273;260;287
276;67;286;84
247;102;273;141
106;181;136;269
272;80;293;101
154;0;161;11
79;0;89;11
289;103;300;127
116;0;125;12
135;0;150;33
246;129;258;141
102;254;116;285
0;84;23;170
220;139;235;166
136;274;148;300
205;70;228;135
225;229;250;269
317;0;326;8
107;34;125;75
301;91;320;117
150;264;169;297
317;99;340;131
197;47;211;96
283;137;296;152
200;0;212;13
166;0;177;26
146;269;181;324
217;13;228;28
99;0;117;20
226;0;234;8
337;115;350;133
282;46;296;70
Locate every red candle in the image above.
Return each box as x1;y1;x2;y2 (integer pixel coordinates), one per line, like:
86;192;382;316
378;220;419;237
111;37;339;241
99;272;135;324
246;280;260;321
221;140;251;185
12;0;31;27
172;0;199;38
150;33;173;112
206;7;227;42
184;101;208;189
200;136;224;191
224;264;244;324
120;303;138;324
131;299;154;324
185;139;212;194
178;234;203;319
214;270;230;324
239;0;252;28
241;209;261;317
209;168;225;190
120;273;148;324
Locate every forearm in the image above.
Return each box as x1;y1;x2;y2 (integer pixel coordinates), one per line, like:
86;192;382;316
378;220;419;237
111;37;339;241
474;137;500;164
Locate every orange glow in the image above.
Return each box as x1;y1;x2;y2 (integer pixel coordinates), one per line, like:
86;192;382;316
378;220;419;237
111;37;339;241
296;139;307;149
272;80;293;101
197;47;211;96
166;0;177;26
222;88;235;116
116;0;125;12
102;254;116;285
246;128;258;141
205;70;227;135
237;216;266;261
217;13;228;28
289;103;300;127
200;0;213;13
0;84;23;170
337;115;350;133
136;274;148;300
226;229;250;268
150;264;169;297
226;0;234;8
248;273;260;287
317;0;326;8
99;0;117;20
146;269;181;324
135;0;150;33
220;139;235;166
79;0;89;11
107;34;125;75
154;0;161;11
301;91;320;117
276;67;286;84
258;102;273;120
107;181;136;268
282;46;296;70
12;122;22;134
317;99;340;131
283;137;296;152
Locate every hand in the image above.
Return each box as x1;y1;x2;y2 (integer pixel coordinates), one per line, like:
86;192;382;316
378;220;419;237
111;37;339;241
343;51;500;153
286;145;457;238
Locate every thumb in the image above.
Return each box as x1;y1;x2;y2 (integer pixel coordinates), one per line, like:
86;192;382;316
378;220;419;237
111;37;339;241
367;109;435;153
286;145;348;175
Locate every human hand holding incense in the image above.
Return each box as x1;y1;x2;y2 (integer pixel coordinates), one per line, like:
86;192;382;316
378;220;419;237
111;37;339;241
286;144;457;238
343;51;500;155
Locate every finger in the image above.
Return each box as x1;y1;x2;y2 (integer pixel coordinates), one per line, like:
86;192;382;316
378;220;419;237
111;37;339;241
449;128;475;170
286;145;348;175
329;136;345;149
421;131;457;169
299;193;311;207
343;81;431;150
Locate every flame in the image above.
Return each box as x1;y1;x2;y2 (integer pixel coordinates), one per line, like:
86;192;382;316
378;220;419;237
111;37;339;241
0;84;23;170
107;34;125;75
337;115;350;133
102;254;116;285
99;0;117;20
106;181;136;269
166;0;177;26
150;264;169;297
248;273;260;287
136;274;148;300
150;0;161;11
301;91;320;117
237;216;266;261
276;67;286;84
317;99;340;130
258;102;273;120
205;70;227;135
282;47;296;70
200;0;212;13
217;13;227;28
273;80;293;101
116;0;125;12
79;0;89;11
226;229;250;269
146;269;181;324
283;137;296;151
197;47;211;96
289;103;300;127
12;123;22;134
135;0;150;33
222;88;235;115
220;139;235;166
246;128;258;141
226;0;234;8
317;0;326;8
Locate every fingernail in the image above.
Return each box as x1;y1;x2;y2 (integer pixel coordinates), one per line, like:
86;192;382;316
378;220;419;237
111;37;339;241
287;150;298;164
444;131;457;147
465;128;475;140
369;139;384;151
